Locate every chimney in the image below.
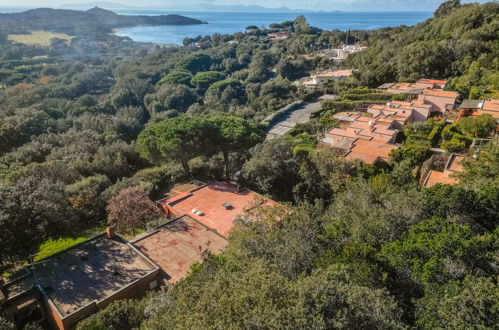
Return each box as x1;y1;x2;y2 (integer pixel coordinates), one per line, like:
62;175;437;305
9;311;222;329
368;120;374;131
106;227;115;239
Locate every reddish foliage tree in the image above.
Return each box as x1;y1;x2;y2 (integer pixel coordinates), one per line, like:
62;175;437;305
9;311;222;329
106;187;164;233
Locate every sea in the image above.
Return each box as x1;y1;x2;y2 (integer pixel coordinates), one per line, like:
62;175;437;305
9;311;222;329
114;11;433;45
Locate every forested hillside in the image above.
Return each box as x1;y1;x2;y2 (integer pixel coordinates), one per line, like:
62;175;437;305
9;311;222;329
0;7;204;35
0;1;497;329
348;0;499;98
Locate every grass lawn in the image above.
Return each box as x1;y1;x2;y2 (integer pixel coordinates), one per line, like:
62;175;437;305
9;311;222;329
8;30;74;46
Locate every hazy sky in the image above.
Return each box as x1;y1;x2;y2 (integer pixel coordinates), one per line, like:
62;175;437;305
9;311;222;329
0;0;490;11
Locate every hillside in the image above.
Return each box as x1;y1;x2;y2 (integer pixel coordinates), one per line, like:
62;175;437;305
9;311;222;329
0;7;205;35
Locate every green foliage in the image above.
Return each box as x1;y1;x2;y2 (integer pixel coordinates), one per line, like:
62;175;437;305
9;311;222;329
190;71;226;90
76;299;147;330
178;53;213;73
379;217;493;286
157;69;193;86
458;114;496;138
415;275;499;329
391;142;431;166
0;316;15;330
34;237;86;261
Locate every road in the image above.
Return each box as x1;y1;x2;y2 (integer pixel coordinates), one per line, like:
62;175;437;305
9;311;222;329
266;95;336;138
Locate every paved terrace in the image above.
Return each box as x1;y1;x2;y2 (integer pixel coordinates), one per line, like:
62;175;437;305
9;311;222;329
32;236;156;317
132;215;227;283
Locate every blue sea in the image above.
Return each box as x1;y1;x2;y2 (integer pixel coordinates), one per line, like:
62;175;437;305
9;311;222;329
114;11;432;45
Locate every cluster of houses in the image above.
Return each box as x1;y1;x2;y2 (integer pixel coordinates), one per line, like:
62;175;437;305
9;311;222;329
0;181;275;330
322;78;498;187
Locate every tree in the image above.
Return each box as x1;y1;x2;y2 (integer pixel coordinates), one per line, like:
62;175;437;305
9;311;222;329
76;299;148;330
106;187;164;233
0;178;77;262
144;83;197;117
458;114;496;138
204;79;247;108
178;53;212;74
416;276;498;329
190;71;226;90
379;217;493;287
434;0;461;18
157;69;193;86
136;116;213;171
242;137;300;201
207;116;264;179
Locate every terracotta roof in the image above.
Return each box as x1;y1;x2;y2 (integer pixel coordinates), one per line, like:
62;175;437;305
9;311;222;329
133;215;227;283
344;139;398;164
424;170;459;187
417;79;448;85
482;99;499;112
446;154;465;172
161;181;273;237
422;89;459;99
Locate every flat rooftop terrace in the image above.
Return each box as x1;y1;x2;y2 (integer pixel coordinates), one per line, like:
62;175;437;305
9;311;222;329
161;181;272;237
132;215;227;283
32;235;156;317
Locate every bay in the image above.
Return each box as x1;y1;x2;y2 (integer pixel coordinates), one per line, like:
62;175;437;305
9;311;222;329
114;11;433;45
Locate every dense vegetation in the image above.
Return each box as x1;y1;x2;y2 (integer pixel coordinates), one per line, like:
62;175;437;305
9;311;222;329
0;1;497;329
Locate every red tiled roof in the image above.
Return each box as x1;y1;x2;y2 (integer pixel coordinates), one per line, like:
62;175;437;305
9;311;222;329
422;89;459;99
344;139;398;164
133;216;227;283
417;79;448;85
424;170;459;187
161;182;273;237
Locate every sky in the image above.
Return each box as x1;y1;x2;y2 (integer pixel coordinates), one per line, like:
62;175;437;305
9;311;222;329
0;0;491;11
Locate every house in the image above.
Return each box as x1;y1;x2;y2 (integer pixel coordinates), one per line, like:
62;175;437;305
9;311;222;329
367;100;432;126
423;154;465;187
131;215;227;284
378;79;448;95
1;180;278;329
318;44;367;61
157;181;274;237
323;115;399;165
0;233;160;330
301;69;353;87
415;79;448;90
268;31;290;41
417;89;459;114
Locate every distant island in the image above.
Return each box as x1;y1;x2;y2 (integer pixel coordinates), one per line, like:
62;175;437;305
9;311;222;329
0;7;205;35
59;1;313;12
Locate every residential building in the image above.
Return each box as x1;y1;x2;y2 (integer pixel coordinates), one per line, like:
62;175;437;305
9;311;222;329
157;181;275;237
417;89;459;114
378;79;448;95
268;31;290;41
131;215;227;284
367;100;431;126
423;154;465;187
301;69;353;87
1;180;277;329
318;44;367;61
0;233;160;330
323;115;399;165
